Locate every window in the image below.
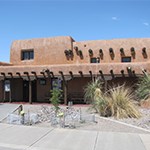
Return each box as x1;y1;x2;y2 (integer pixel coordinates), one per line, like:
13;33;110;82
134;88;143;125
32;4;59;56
90;57;100;63
39;79;46;85
121;57;131;62
21;49;34;60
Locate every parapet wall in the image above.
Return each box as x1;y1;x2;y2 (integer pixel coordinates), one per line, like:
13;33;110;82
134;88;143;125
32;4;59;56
10;36;150;66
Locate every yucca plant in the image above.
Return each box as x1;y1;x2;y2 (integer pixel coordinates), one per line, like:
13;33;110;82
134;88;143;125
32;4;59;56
84;79;103;103
93;88;110;116
108;84;141;119
136;73;150;101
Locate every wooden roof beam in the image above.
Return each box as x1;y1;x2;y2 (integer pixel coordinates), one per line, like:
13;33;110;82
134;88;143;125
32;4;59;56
120;70;125;77
79;71;83;77
1;72;5;78
24;72;30;80
16;72;22;78
59;71;65;82
45;69;51;78
8;72;13;78
110;70;115;79
31;71;37;80
69;71;73;79
40;71;46;78
99;70;104;80
89;71;92;78
50;71;54;78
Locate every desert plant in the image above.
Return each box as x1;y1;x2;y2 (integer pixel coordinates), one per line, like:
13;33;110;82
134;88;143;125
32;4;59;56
93;88;110;116
108;84;141;119
84;79;103;103
136;73;150;101
50;87;62;112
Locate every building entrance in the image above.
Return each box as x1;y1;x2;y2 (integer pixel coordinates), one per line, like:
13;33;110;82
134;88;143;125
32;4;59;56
23;80;37;102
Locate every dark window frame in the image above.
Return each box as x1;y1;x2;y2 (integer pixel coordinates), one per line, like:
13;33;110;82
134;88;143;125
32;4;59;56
21;49;34;60
121;56;131;63
90;57;100;63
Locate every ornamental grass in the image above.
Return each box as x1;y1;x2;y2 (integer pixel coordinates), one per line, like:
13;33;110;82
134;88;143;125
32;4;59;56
107;85;141;119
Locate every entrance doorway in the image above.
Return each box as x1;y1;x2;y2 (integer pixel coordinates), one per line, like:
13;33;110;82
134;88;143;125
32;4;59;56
23;80;37;102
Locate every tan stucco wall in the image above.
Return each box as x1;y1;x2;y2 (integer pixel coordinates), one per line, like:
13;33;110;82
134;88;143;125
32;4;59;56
36;78;51;102
10;36;74;65
73;38;150;64
10;37;150;66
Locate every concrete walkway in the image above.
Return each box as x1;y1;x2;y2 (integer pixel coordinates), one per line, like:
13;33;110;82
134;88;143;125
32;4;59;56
0;123;150;150
0;104;19;122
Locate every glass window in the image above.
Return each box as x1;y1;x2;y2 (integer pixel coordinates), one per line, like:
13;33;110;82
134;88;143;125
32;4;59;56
121;57;131;62
90;57;100;63
21;49;34;60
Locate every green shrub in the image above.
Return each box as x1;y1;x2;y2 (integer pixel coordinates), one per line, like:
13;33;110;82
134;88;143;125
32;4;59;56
50;88;62;112
136;73;150;101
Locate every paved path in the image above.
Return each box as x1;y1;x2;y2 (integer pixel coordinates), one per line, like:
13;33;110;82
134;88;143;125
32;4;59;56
0;104;19;122
0;123;150;150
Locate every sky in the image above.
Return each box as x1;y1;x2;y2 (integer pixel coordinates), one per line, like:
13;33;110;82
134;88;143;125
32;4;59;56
0;0;150;62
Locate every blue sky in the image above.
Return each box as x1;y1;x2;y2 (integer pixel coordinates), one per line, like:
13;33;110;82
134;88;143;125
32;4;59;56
0;0;149;62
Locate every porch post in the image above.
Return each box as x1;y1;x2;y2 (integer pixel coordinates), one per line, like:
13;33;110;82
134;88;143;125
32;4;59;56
29;80;32;104
63;81;67;105
104;80;107;92
9;80;12;103
3;80;5;102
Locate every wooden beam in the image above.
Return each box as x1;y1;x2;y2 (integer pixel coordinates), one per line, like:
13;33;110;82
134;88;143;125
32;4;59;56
45;69;51;78
79;71;83;77
31;71;37;80
121;70;125;77
110;70;115;79
50;71;54;78
99;70;104;80
16;72;22;78
1;72;5;78
40;71;46;78
24;72;30;80
59;71;65;82
89;71;92;78
8;72;13;78
69;71;73;79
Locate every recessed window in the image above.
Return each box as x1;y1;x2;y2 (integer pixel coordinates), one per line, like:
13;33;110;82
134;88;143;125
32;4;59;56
90;57;100;63
39;79;46;85
121;57;131;62
21;49;34;60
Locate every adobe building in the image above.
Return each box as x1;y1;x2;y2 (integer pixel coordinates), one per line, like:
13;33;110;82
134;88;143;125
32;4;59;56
0;36;149;104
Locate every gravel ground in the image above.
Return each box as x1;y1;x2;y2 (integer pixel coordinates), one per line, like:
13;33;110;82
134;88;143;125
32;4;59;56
3;104;150;134
25;104;150;134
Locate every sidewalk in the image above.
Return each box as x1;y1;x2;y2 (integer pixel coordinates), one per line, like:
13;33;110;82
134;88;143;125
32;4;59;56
0;123;150;150
0;104;19;122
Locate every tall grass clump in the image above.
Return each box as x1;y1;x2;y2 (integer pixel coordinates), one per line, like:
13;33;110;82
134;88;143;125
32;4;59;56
84;79;103;103
108;85;141;119
136;73;150;101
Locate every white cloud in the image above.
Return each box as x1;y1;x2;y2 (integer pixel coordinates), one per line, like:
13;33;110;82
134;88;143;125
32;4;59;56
143;22;149;26
112;17;118;21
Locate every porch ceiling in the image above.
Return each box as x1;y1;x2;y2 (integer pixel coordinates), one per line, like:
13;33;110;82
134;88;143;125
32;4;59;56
0;62;149;79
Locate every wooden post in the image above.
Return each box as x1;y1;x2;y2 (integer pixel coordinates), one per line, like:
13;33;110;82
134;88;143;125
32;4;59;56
3;80;5;102
9;80;12;103
104;80;107;92
29;80;32;104
63;81;67;105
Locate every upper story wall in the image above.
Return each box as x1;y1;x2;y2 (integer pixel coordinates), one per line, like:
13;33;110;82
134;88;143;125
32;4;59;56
10;36;150;66
73;38;150;64
10;36;74;65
